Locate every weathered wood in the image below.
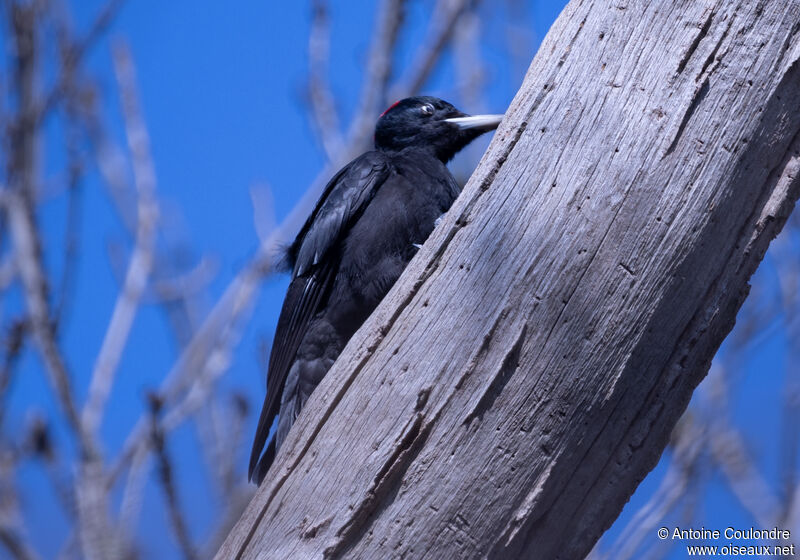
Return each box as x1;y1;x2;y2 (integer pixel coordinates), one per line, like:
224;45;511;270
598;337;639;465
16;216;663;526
218;1;800;558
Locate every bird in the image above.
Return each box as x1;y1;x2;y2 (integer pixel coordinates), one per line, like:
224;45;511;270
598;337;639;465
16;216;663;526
249;96;503;485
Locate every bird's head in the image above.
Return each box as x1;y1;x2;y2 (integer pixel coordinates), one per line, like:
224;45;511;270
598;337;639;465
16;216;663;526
374;96;503;162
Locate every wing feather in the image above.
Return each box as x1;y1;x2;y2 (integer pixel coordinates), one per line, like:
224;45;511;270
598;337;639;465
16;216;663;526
249;152;390;482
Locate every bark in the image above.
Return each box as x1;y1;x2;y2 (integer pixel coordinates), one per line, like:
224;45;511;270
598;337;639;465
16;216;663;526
217;1;800;558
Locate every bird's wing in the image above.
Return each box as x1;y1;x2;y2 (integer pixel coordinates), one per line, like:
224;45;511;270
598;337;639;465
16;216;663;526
249;152;390;482
291;151;390;276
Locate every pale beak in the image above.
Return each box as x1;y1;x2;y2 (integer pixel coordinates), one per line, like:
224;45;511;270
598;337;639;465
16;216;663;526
444;114;504;131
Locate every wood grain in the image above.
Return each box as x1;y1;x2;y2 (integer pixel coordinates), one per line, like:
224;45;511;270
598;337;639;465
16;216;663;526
218;1;800;558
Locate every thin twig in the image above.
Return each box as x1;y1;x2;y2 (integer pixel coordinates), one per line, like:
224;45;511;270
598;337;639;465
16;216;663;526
200;485;253;559
708;369;782;528
148;256;218;303
0;319;26;427
5;191;86;449
0;528;41;560
50;16;88;333
38;0;127;122
84;112;139;233
52;116;84;333
195;399;228;493
221;392;250;492
389;0;477;101
249;182;276;247
117;439;149;547
82;41;158;435
108;170;321;485
307;0;343;161
4;0;91;454
0;437;39;560
787;485;800;537
343;0;407;159
771;226;800;522
111;311;241;530
453;5;485;111
149;396;197;560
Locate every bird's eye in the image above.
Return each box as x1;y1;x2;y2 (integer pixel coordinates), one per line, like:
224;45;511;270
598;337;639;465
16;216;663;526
420;104;435;116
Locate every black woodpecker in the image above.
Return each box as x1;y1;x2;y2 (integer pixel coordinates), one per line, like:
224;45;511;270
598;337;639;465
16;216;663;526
249;96;503;484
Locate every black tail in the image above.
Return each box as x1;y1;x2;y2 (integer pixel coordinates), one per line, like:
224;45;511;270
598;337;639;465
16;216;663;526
249;437;276;485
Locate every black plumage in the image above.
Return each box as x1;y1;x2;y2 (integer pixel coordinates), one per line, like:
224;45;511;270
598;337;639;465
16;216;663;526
249;96;502;484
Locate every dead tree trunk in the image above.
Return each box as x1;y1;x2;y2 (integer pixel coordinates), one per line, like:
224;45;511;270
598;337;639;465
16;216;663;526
218;1;800;558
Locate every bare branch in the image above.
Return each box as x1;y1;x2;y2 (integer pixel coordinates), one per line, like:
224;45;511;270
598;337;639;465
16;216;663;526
49;15;91;332
0;528;40;560
6;168;93;457
788;485;800;538
307;0;343;161
708;369;782;528
85;115;139;233
0;319;27;426
149;396;197;560
75;461;116;560
4;0;94;458
0;438;39;560
771;226;800;521
108;161;329;486
52;113;85;333
249;183;275;247
343;0;407;157
389;0;477;100
453;6;485;110
194;396;254;558
148;256;217;303
221;393;249;491
5;0;795;556
82;41;158;435
201;485;253;560
38;0;127;122
117;440;149;545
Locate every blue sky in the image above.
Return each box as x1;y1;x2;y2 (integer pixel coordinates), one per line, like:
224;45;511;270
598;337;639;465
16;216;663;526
3;1;795;558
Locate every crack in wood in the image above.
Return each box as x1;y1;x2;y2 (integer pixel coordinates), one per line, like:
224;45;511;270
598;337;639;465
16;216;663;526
454;304;513;391
696;13;734;82
301;515;333;540
323;413;431;559
492;376;642;559
541;42;800;560
676;9;714;75
488;461;556;557
618;262;635;277
415;386;432;411
664;76;710;157
558;15;587;67
462;322;528;425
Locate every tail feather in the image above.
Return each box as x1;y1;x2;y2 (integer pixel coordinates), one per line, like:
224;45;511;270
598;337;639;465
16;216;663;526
251;438;277;485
